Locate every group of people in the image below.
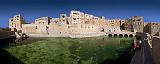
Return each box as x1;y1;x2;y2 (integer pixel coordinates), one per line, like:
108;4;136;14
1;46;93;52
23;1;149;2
133;39;142;50
132;33;152;50
132;34;143;50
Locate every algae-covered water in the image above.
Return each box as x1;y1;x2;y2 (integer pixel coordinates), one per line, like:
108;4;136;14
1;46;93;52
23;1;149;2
6;37;133;64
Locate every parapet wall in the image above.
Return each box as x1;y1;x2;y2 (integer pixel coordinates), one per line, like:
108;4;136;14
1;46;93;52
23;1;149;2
27;33;105;38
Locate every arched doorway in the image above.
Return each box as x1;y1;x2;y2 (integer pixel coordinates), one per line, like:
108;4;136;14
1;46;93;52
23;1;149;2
124;34;128;38
108;34;112;37
119;34;123;38
114;34;118;37
129;34;133;38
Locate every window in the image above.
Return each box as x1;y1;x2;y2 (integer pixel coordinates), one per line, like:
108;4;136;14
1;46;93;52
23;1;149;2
62;16;65;18
81;25;83;28
73;13;77;15
73;18;76;20
139;22;140;25
46;26;49;29
111;25;114;26
85;25;87;28
81;14;84;17
36;26;37;29
11;19;13;21
137;19;140;21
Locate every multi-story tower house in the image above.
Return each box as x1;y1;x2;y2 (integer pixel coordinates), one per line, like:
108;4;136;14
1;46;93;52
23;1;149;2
69;10;101;34
69;10;85;34
60;14;69;24
97;16;106;32
93;16;99;25
50;18;60;24
132;16;144;32
9;14;25;32
99;16;106;26
70;10;84;25
106;19;124;32
35;17;51;25
84;14;94;24
121;19;134;32
144;22;160;36
34;17;51;34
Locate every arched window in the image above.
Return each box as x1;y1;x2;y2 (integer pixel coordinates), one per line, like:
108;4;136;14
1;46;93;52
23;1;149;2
129;34;133;38
108;34;112;37
124;34;128;38
114;34;118;37
119;34;123;38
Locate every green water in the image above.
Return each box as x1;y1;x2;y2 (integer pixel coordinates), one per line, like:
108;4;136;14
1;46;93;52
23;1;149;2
6;37;133;64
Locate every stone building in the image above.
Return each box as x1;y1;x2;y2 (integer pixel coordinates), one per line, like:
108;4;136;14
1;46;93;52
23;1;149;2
9;10;142;37
22;23;37;34
144;22;160;36
106;19;125;32
9;10;106;35
121;19;134;32
69;10;103;34
9;14;25;32
132;16;144;32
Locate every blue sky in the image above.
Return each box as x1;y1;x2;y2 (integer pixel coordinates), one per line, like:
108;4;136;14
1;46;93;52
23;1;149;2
1;0;160;28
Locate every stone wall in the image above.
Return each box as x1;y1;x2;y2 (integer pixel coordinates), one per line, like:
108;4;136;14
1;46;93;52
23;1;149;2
22;24;37;34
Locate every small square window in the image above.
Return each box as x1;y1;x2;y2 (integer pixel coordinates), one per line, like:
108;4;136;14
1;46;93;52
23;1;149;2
36;26;37;29
73;18;76;20
62;16;65;18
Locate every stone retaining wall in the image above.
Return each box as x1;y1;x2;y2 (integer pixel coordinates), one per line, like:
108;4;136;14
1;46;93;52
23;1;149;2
27;33;105;38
